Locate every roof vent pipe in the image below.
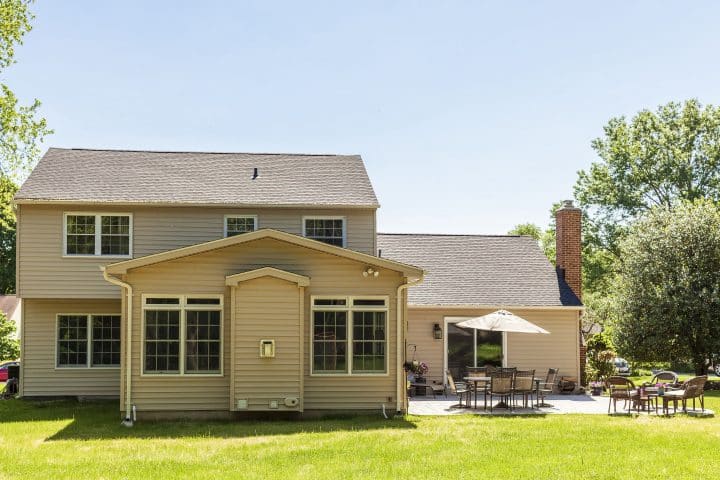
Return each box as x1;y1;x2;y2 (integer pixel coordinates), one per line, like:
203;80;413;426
252;167;258;179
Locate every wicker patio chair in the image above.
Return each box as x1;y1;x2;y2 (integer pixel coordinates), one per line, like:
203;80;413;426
512;369;535;409
446;370;471;408
488;370;515;412
537;368;559;407
662;375;708;414
607;376;639;413
643;371;679;388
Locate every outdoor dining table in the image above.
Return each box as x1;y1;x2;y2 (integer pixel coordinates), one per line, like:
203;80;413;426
464;376;544;410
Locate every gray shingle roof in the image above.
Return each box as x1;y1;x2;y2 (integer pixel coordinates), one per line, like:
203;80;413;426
15;148;379;208
377;233;582;307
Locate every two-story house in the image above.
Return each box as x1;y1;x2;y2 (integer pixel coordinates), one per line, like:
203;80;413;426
14;148;582;421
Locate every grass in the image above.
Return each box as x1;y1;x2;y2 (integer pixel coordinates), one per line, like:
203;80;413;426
0;394;719;479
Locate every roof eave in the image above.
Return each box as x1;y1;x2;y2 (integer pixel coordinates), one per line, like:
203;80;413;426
407;303;585;311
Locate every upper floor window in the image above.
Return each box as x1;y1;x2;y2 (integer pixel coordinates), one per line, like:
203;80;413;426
64;213;132;257
303;216;346;247
224;215;257;237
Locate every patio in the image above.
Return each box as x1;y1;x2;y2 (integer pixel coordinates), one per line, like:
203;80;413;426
408;393;715;416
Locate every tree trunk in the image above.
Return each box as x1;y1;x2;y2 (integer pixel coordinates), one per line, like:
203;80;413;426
693;356;708;376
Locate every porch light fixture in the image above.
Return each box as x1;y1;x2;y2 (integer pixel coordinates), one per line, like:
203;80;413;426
433;323;443;340
362;267;379;278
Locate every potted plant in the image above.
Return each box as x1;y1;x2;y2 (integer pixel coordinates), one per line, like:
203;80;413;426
589;381;604;396
404;361;429;383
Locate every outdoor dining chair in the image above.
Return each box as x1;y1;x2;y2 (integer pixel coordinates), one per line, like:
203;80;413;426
488;370;514;412
445;370;471;408
662;375;708;414
537;368;559;407
512;369;535;409
643;371;679;388
607;376;639;413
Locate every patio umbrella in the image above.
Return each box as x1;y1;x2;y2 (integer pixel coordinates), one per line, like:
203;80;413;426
455;309;550;334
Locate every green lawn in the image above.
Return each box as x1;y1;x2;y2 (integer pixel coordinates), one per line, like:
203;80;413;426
0;394;718;479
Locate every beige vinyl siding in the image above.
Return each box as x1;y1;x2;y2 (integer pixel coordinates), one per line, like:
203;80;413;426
17;204;377;299
124;237;402;412
232;277;303;411
407;307;580;385
21;298;121;397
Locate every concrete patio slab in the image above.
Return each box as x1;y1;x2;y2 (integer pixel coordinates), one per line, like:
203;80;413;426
407;393;712;416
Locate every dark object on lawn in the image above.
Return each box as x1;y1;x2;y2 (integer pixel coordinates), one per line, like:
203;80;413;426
558;377;576;394
1;377;18;398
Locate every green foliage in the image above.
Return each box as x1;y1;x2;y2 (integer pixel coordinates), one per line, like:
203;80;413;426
0;175;17;293
0;0;51;180
0;311;19;360
508;223;542;240
585;332;616;382
613;200;720;375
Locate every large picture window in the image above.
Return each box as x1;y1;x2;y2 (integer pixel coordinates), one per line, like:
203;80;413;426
311;296;388;375
224;215;257;237
57;314;120;368
64;213;132;256
142;296;223;375
303;217;346;247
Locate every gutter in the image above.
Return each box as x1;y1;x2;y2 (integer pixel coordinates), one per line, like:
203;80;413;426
101;266;134;426
396;275;424;414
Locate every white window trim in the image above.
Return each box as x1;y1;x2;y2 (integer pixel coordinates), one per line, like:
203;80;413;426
140;294;224;377
310;295;389;377
62;212;133;258
302;215;347;248
55;313;122;370
223;214;258;238
442;317;507;386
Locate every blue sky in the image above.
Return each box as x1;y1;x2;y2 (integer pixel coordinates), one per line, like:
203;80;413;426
5;1;720;234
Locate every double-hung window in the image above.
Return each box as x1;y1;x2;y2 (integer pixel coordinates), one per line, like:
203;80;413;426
142;296;223;375
64;213;132;256
311;296;388;375
224;215;257;237
303;217;346;247
57;314;121;368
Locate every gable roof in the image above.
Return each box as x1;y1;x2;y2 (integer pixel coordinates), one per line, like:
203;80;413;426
104;228;423;279
15;148;379;208
377;233;582;308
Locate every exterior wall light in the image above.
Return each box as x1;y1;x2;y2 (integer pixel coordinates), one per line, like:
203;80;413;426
433;323;443;340
362;267;379;278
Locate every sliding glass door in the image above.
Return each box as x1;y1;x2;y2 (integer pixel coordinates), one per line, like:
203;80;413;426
445;321;503;381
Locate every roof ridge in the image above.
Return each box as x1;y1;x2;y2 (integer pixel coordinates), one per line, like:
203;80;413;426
377;232;528;238
51;147;355;157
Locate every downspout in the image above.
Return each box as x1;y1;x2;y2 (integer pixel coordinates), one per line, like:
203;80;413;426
396;275;423;414
101;266;133;425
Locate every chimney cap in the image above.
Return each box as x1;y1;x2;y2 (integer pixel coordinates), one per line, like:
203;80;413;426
559;199;579;210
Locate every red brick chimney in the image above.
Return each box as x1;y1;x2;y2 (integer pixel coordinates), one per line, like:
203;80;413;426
555;200;582;300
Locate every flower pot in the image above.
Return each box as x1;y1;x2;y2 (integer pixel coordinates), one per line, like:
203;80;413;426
591;386;602;396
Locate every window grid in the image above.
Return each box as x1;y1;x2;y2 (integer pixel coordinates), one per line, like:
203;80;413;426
311;297;388;375
352;311;386;373
144;310;181;373
312;311;348;373
58;315;88;366
65;215;96;255
92;315;121;366
101;215;130;255
64;213;131;257
142;295;223;376
185;310;221;373
225;216;256;237
304;218;345;247
57;314;120;368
